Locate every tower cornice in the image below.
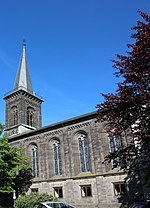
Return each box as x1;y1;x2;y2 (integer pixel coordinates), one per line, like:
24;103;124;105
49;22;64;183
4;88;43;103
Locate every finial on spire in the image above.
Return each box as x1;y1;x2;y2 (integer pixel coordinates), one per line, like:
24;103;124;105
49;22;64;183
22;39;26;50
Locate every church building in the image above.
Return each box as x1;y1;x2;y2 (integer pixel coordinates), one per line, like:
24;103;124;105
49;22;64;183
4;43;128;208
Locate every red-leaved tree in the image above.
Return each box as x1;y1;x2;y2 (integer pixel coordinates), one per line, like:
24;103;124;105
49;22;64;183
96;11;150;184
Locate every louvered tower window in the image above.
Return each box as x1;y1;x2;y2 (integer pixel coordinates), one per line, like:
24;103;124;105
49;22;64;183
27;107;34;126
78;134;90;172
53;141;62;175
12;106;18;125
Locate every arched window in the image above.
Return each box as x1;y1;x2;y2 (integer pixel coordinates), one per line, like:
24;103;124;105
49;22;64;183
53;140;62;175
27;107;34;126
78;134;90;172
11;106;18;125
107;132;122;168
31;144;39;177
108;133;122;153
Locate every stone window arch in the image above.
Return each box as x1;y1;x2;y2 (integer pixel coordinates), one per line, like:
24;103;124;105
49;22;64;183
27;107;34;126
77;132;90;172
29;143;39;177
11;106;18;126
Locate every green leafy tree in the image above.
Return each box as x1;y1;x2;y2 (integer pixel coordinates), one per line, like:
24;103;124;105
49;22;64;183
96;10;150;183
0;123;32;206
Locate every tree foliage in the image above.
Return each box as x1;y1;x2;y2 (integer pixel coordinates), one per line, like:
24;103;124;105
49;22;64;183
14;192;57;208
0;123;31;193
96;11;150;178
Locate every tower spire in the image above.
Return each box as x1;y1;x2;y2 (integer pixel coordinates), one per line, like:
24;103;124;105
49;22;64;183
14;41;33;93
4;42;43;136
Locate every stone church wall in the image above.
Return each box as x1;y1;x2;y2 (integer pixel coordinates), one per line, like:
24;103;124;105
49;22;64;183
30;174;126;208
9;114;127;208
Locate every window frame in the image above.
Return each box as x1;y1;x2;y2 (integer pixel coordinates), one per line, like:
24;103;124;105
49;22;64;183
53;140;62;176
31;144;39;177
113;182;126;196
53;187;63;198
80;184;92;198
78;134;90;172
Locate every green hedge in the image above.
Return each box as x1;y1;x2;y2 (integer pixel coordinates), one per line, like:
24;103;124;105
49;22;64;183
14;192;57;208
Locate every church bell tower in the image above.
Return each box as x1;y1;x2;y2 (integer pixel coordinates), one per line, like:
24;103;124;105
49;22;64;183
4;42;43;136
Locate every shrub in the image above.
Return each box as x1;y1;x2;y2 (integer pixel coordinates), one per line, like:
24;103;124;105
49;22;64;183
14;192;57;208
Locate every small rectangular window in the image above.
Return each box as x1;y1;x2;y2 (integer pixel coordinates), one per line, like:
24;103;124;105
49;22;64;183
114;183;126;196
54;187;63;198
31;188;38;192
80;185;92;197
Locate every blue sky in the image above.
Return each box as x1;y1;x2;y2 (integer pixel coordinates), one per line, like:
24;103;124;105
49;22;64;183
0;0;149;126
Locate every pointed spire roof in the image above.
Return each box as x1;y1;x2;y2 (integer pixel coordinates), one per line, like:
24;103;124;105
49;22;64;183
14;41;33;93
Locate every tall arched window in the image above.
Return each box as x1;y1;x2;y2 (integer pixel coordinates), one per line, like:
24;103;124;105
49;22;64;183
11;106;18;125
107;132;122;168
27;107;34;126
31;144;39;177
53;140;62;176
78;134;90;172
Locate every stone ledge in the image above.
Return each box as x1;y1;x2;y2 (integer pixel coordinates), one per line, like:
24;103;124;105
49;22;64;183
32;170;126;183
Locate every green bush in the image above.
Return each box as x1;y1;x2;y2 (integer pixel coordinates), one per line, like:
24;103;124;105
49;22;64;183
14;192;57;208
